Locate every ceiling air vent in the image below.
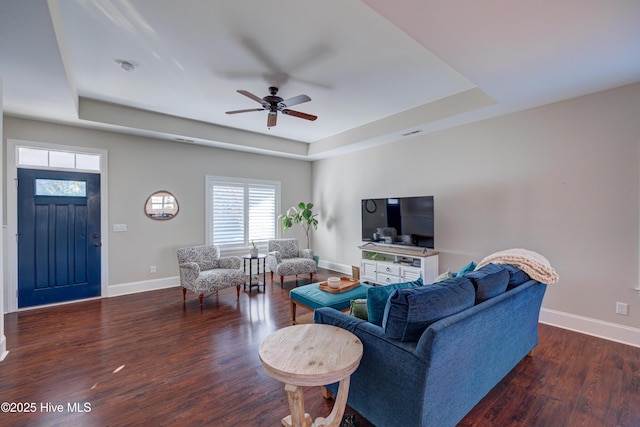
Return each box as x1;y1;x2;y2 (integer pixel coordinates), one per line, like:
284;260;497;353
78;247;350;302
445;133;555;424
401;129;423;137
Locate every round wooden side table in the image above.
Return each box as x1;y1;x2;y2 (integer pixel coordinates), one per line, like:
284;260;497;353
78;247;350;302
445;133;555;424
259;324;363;427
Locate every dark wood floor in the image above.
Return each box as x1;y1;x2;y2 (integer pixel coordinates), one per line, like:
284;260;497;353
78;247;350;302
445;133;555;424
1;268;638;426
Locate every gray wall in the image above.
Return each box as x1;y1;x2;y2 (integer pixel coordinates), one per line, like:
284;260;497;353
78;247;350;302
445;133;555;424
312;83;640;332
3;118;312;290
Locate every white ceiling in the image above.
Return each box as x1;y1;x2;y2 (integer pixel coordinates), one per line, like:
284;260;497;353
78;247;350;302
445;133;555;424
1;0;639;160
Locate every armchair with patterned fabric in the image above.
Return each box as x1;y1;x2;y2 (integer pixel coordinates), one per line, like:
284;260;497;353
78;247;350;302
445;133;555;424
177;245;246;309
267;238;317;286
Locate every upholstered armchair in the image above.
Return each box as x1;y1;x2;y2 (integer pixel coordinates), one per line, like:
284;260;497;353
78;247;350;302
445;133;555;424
177;245;246;309
267;238;317;286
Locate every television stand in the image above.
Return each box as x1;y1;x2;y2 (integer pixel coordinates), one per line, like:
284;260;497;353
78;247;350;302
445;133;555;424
359;243;439;286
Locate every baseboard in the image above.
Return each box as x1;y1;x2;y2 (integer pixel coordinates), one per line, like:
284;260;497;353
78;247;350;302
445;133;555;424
318;259;352;275
0;335;8;362
540;308;640;348
108;276;180;297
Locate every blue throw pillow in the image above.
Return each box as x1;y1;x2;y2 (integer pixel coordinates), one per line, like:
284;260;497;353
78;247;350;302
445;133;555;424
501;264;530;289
367;278;423;326
453;261;476;277
382;277;475;342
463;263;509;303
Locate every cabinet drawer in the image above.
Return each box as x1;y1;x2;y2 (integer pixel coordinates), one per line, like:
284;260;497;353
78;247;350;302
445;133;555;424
401;267;421;282
361;261;377;281
377;263;400;276
376;273;401;285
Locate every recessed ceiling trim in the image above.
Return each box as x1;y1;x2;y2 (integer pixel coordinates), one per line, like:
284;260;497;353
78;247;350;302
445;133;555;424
308;87;497;157
77;97;310;157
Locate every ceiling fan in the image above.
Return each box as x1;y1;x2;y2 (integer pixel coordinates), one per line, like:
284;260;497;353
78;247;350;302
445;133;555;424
225;86;317;128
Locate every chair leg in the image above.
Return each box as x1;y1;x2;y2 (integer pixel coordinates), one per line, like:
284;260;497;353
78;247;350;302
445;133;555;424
310;273;314;282
236;285;240;299
270;271;274;282
280;275;284;286
199;294;204;310
182;288;187;301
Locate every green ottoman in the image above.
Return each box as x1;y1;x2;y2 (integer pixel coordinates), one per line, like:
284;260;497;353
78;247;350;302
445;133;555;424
289;282;372;324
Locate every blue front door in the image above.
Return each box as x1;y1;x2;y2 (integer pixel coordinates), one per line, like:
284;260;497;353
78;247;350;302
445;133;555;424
18;168;101;307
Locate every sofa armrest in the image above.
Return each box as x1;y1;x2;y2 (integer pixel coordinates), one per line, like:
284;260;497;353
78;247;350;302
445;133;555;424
178;262;200;284
301;248;314;259
314;307;428;425
267;250;281;270
314;308;424;359
219;256;241;269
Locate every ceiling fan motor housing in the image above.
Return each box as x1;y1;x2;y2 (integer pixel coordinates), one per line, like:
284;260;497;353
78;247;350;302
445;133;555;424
263;87;283;105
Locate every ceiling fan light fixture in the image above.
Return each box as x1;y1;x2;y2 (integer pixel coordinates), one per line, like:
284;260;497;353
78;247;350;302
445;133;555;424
225;87;317;128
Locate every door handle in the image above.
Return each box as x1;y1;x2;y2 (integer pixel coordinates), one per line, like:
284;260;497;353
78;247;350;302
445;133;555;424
92;242;102;248
92;234;100;239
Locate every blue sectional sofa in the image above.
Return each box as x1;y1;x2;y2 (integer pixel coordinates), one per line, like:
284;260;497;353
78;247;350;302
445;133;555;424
314;263;547;427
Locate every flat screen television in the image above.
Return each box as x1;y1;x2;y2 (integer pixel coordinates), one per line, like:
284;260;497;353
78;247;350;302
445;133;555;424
361;196;434;249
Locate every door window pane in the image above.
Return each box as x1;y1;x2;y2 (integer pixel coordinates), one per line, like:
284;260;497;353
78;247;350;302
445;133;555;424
35;179;87;197
18;147;49;166
76;153;100;171
49;151;76;168
18;146;101;171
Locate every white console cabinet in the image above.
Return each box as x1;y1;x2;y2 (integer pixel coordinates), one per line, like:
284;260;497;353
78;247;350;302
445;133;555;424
359;244;439;286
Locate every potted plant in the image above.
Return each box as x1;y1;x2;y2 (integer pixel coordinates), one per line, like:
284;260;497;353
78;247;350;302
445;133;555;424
280;202;319;264
250;241;259;258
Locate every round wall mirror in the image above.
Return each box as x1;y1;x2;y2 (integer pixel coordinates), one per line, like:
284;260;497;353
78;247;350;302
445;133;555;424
144;190;179;220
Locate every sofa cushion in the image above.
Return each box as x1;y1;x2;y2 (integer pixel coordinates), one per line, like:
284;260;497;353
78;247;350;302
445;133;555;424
464;263;509;303
382;277;475;342
501;264;531;289
349;298;368;320
433;270;453;283
367;278;423;326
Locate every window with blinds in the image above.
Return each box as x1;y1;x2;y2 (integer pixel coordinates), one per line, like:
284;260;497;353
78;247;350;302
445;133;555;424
206;176;280;249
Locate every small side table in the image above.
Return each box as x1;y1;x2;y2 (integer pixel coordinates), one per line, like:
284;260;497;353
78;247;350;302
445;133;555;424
259;324;363;427
242;254;266;292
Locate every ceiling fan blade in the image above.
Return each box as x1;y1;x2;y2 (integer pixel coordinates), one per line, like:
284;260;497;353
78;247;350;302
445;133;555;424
225;108;264;114
237;90;268;106
278;94;311;109
282;109;317;121
267;112;277;127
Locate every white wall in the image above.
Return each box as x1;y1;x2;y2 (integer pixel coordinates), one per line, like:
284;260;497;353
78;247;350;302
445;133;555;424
312;83;640;345
3;118;312;303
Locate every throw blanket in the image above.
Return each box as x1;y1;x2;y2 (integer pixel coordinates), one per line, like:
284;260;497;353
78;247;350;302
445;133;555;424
476;248;559;284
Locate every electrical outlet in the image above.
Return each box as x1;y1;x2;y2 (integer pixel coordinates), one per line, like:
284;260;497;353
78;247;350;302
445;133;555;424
616;302;629;316
149;265;157;274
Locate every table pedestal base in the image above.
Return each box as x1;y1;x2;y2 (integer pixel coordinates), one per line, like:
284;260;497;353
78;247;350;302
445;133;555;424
281;377;351;427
